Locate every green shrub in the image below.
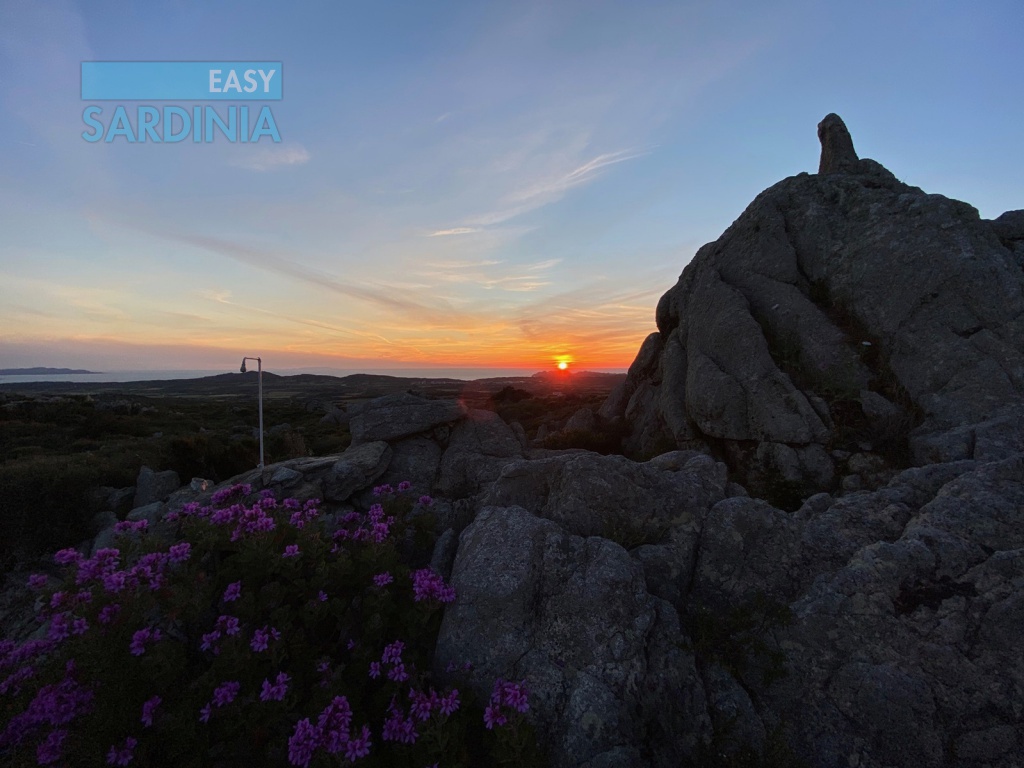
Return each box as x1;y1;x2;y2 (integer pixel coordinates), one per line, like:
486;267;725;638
0;453;141;567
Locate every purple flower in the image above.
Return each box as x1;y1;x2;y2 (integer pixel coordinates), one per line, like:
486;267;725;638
36;727;68;764
72;617;89;636
283;544;300;558
409;688;439;721
345;725;372;760
382;699;418;744
381;640;404;663
7;675;94;739
317;590;327;602
260;672;290;702
48;613;71;643
212;681;240;707
54;548;84;566
98;604;121;625
387;662;409;682
129;627;160;656
223;581;242;602
483;704;507;730
1;664;36;696
287;718;319;768
368;662;381;679
102;571;127;593
498;680;530;713
410;568;456;603
114;520;147;534
483;678;529;729
251;626;278;652
141;695;161;727
216;615;241;636
439;689;460;716
28;574;48;590
168;542;191;563
106;736;137;766
199;703;212;723
418;495;433;507
317;695;353;754
397;480;412;492
211;483;251;506
200;630;221;654
373;572;393;588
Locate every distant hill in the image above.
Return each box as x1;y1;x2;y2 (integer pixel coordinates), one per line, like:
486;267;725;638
0;367;100;375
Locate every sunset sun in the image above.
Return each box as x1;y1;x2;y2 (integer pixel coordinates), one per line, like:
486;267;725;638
558;361;568;370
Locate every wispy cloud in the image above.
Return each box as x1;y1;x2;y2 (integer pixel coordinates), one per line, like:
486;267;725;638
424;258;502;269
508;149;648;204
526;258;561;271
229;144;311;172
161;231;481;329
460;146;650;229
201;289;401;347
427;227;479;237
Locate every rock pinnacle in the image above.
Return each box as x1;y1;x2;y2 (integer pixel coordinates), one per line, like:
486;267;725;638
817;113;859;174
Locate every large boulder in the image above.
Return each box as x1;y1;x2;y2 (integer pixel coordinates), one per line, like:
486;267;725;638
133;466;180;508
321;441;392;502
605;113;1024;499
759;455;1024;768
436;409;523;498
481;450;727;546
367;435;443;498
348;393;467;444
436;506;711;767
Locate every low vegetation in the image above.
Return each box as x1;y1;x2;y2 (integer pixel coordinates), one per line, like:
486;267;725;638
0;485;542;767
0;393;350;573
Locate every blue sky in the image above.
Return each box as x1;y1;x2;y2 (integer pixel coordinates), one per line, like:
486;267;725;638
1;0;1021;372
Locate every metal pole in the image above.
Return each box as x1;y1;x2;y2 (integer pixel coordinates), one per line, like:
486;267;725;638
257;356;264;468
240;356;265;469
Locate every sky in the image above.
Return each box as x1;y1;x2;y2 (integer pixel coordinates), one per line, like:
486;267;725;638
1;0;1022;374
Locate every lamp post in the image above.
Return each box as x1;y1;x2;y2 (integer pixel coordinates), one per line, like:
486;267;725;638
240;356;264;468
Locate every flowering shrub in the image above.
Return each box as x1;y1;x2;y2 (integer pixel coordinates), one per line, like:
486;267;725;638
1;482;541;766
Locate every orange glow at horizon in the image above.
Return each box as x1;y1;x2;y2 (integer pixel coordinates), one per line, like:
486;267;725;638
553;354;576;370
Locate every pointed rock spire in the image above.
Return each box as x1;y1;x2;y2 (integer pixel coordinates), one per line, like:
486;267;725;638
817;113;859;174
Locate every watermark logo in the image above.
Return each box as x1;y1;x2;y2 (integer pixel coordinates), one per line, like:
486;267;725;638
81;61;283;143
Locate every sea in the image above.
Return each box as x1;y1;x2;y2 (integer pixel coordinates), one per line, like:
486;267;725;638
0;367;627;385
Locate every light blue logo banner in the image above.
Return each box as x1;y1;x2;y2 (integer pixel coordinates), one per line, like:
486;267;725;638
81;62;283;100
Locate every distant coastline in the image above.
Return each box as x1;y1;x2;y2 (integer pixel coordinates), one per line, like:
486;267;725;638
0;367;101;375
0;367;628;386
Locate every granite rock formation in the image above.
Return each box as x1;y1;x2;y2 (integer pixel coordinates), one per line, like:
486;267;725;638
602;113;1024;502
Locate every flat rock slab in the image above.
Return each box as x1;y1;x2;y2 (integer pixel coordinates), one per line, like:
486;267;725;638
349;393;467;444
